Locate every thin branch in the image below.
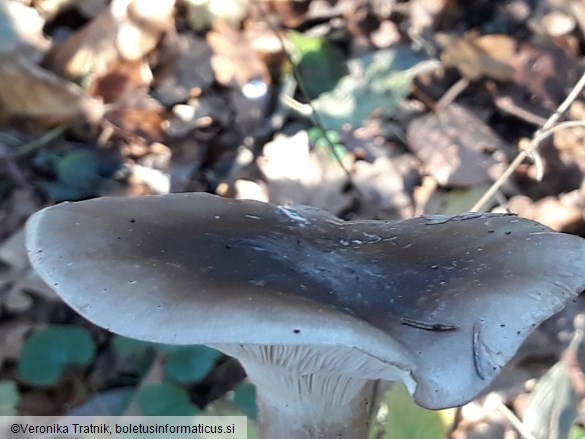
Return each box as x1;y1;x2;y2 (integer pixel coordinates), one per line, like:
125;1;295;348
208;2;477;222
251;0;361;197
470;71;585;212
493;95;548;126
494;399;537;439
531;120;585;147
16;124;67;156
437;78;469;109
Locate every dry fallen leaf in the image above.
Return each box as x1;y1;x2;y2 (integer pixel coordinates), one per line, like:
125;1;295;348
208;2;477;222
104;101;166;142
0;1;49;55
407;103;506;187
0;53;100;124
184;0;248;31
0;320;43;365
262;0;310;28
529;0;581;40
44;5;120;80
233;179;270;202
506;194;585;234
152;33;214;106
207;20;270;88
0;228;33;313
45;0;175;80
115;0;176;62
409;0;455;37
244;19;286;72
554;101;585;166
437;33;517;81
370;20;401;49
257;131;413;218
257;131;352;214
0;228;57;313
353;157;413;219
33;0;109;20
88;59;152;104
510;42;584;110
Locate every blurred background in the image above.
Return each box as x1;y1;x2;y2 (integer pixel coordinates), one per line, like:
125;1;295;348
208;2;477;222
1;0;585;437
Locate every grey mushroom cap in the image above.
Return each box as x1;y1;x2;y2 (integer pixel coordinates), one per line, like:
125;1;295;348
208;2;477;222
26;193;585;409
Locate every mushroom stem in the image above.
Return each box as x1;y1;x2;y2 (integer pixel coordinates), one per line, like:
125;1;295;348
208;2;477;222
248;365;376;439
214;344;378;439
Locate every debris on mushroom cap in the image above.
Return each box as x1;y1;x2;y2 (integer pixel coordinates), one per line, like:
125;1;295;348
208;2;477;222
26;193;585;409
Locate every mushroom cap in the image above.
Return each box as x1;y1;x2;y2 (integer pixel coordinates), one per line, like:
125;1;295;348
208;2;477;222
26;193;585;409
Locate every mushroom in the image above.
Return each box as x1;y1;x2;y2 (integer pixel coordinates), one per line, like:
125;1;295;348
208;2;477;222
26;193;585;438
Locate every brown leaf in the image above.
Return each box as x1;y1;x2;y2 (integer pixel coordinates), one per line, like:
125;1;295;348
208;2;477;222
370;20;401;49
410;0;456;36
152;34;215;106
257;131;352;214
554;101;585;162
0;320;42;363
507;194;585;234
0;228;57;313
104;106;165;142
207;20;270;88
88;59;152;103
510;42;584;109
233;179;270;202
0;54;99;124
45;0;175;80
44;6;119;80
353;157;413;219
257;131;412;218
102;89;166;141
0;1;49;55
116;0;176;61
529;0;581;39
407;104;506;187
261;0;310;28
34;0;109;20
438;33;517;81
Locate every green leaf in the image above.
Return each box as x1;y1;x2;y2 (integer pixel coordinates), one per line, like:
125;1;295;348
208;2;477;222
307;127;348;162
368;384;453;439
164;345;221;383
39;149;104;201
56;149;100;189
0;380;19;415
231;382;257;420
313;47;435;130
18;325;96;386
137;383;199;416
289;31;347;98
571;426;585;439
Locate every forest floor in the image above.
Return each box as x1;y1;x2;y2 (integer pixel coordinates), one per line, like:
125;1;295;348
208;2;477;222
1;1;585;438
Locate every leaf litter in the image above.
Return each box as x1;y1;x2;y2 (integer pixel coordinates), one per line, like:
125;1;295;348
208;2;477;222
1;0;585;437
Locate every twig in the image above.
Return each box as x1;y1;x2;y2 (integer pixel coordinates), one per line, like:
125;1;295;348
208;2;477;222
251;0;361;197
16;124;67;156
493;95;548;126
517;137;544;181
531;120;585;147
437;78;469;109
494;399;537;439
471;71;585;212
